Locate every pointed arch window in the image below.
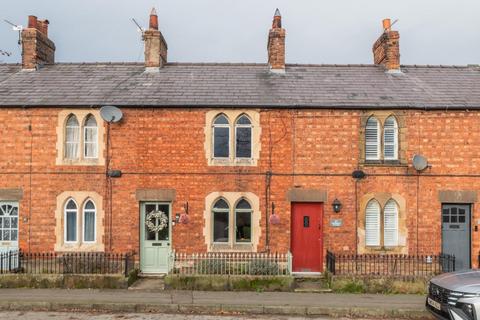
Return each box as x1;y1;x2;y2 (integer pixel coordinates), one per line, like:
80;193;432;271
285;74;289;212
383;200;399;246
213;115;230;158
83;200;96;243
235;115;252;158
84;115;98;159
365;200;380;246
383;116;398;160
212;199;229;243
235;199;252;243
65;115;80;159
365;117;380;160
64;199;78;243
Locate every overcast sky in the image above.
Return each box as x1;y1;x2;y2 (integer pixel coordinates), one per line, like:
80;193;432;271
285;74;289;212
1;0;480;65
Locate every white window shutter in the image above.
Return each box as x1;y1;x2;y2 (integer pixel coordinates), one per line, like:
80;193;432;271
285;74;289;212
383;116;398;160
365;200;380;246
365;117;380;160
384;200;399;246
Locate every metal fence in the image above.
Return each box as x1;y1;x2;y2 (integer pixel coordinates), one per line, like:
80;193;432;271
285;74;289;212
0;250;136;276
172;252;292;276
326;250;455;276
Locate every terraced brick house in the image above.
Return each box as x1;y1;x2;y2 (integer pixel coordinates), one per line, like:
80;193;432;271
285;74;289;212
0;9;479;274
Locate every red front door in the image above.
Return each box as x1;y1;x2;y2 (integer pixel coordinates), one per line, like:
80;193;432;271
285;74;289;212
291;202;323;272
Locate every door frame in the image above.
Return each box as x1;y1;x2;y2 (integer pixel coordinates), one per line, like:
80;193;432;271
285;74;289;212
290;202;324;274
139;201;173;273
441;203;472;269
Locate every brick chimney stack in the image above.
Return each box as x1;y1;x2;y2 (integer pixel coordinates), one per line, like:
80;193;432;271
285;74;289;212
372;18;400;72
21;15;55;70
144;8;168;71
267;8;286;73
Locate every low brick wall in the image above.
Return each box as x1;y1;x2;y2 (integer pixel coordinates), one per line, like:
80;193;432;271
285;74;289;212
330;275;430;294
164;275;295;292
0;274;128;289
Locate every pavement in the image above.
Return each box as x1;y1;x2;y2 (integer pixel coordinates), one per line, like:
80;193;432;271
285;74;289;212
0;289;432;319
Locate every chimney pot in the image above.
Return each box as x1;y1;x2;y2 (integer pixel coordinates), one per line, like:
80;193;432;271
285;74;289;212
372;18;400;72
144;7;167;70
267;8;286;73
22;15;55;70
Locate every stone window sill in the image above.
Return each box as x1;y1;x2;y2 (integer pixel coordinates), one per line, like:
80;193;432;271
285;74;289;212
209;243;254;252
364;245;405;253
361;160;408;167
209;158;257;167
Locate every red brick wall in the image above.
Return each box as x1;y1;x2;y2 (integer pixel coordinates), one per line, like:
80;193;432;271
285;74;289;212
1;107;480;266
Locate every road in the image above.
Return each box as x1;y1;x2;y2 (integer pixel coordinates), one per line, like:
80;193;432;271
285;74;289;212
0;312;433;320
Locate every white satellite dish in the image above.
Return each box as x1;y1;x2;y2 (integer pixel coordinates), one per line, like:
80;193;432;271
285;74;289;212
100;106;123;123
412;154;428;171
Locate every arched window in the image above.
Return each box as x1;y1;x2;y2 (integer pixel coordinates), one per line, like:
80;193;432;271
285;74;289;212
64;199;78;242
384;199;399;246
383;116;398;160
213;115;230;158
235;198;252;243
235;115;252;158
65;115;80;159
365;117;380;160
365;200;380;246
212;199;229;243
84;115;98;159
83;200;96;242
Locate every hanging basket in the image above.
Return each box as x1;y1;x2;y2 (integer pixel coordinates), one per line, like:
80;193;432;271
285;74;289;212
145;210;168;232
269;213;280;225
179;213;190;224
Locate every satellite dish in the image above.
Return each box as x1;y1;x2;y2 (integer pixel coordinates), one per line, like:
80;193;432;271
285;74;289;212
100;106;123;123
412;154;428;171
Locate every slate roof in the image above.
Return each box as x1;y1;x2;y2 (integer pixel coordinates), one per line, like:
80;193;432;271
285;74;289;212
0;62;479;109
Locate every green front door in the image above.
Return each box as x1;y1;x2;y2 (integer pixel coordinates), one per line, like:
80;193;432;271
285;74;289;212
140;202;172;273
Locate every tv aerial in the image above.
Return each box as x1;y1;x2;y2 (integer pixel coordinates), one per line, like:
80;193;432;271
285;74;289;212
131;18;144;34
4;20;23;45
100;106;123;123
412;154;428;171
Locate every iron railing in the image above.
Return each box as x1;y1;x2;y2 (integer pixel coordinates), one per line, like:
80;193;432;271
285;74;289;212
326;250;455;276
172;251;292;276
0;250;135;276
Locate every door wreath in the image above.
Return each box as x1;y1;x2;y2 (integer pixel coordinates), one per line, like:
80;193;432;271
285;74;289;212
145;210;168;233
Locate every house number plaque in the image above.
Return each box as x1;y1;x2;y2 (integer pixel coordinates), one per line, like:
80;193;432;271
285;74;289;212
330;219;342;227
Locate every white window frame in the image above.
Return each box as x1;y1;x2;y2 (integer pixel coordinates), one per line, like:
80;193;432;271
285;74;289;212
64;198;78;244
365;200;380;246
212;198;230;244
65;115;80;160
83;115;98;159
383;116;398;160
212;115;230;159
234;114;253;160
234;198;253;244
365;116;380;160
82;199;96;243
383;199;399;247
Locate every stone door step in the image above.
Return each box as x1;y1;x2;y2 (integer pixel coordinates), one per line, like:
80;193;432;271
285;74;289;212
128;277;165;291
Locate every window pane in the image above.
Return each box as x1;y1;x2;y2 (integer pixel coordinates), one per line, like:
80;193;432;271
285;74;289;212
66;200;77;210
236;199;251;210
84;127;98;158
213;211;229;242
85;115;97;127
214;127;229;158
236;127;252;158
4;218;9;228
84;211;95;242
11;217;17;228
236;211;251;242
365;200;380;246
3;230;9;241
84;200;95;210
236;115;251;125
157;204;170;241
65;116;80;159
11;230;17;241
384;200;398;246
66;211;77;242
214;199;229;210
214;115;229;125
365;117;379;160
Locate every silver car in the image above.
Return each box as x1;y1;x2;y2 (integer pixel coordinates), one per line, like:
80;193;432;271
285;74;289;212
427;270;480;320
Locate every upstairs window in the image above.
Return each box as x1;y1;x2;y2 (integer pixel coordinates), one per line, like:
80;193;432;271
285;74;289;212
383;116;398;160
365;117;380;160
65;115;80;160
235;115;252;158
213;115;230;158
64;199;78;243
84;115;98;159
